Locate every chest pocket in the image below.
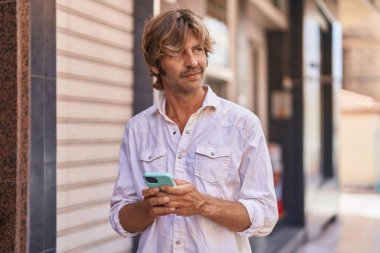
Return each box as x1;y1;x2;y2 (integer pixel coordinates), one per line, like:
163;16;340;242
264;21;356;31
195;145;231;183
139;147;167;172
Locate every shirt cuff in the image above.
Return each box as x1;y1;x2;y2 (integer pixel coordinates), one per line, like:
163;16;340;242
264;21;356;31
237;199;278;237
109;201;139;238
236;199;265;237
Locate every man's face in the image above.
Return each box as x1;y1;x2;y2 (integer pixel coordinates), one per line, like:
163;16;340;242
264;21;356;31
152;33;207;95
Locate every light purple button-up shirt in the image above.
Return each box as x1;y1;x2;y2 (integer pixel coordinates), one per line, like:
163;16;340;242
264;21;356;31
109;86;278;253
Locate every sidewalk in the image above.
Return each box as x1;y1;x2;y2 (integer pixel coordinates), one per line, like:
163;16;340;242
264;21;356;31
296;191;380;253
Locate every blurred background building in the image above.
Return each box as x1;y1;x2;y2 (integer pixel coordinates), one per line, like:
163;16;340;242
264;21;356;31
338;0;380;192
1;0;379;253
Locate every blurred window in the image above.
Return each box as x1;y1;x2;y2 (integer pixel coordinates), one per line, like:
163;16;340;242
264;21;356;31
271;0;288;16
205;76;227;99
205;0;229;68
206;0;226;23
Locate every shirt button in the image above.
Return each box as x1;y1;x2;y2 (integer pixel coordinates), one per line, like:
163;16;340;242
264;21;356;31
178;155;183;159
211;152;215;156
185;130;190;134
173;131;176;135
176;240;181;245
148;155;152;160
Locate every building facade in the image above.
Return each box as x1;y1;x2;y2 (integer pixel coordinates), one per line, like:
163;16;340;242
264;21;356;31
0;1;342;252
338;0;380;191
339;0;380;101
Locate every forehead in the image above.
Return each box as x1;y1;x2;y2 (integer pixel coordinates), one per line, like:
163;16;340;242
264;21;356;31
184;33;202;47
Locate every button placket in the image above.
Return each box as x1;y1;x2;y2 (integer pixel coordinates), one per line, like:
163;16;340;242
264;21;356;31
183;112;198;137
173;114;196;181
173;216;184;252
170;125;181;145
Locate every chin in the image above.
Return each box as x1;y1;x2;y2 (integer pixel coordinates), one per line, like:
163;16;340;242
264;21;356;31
178;83;202;95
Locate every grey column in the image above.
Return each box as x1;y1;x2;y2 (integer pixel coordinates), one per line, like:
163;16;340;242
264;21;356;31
133;1;154;115
29;0;57;252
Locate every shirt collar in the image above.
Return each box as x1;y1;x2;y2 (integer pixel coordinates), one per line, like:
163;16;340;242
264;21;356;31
155;85;220;116
201;85;220;110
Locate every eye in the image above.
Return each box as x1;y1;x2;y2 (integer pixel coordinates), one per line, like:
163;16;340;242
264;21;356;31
193;47;204;54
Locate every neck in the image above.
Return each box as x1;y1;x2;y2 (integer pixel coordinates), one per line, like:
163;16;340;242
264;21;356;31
165;86;206;133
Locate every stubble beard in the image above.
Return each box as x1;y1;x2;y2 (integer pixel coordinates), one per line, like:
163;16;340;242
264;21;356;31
164;66;205;96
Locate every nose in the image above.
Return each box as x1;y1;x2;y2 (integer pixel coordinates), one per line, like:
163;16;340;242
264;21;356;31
183;51;198;68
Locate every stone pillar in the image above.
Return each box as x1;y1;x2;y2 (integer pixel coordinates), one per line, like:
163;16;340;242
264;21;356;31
0;0;56;252
0;1;29;252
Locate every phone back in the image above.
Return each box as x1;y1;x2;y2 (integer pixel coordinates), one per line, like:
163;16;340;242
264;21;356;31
144;172;175;188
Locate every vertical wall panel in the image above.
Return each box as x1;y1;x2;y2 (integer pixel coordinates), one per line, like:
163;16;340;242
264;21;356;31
56;1;133;252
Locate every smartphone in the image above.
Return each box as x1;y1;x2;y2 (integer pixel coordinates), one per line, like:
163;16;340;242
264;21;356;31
144;172;176;188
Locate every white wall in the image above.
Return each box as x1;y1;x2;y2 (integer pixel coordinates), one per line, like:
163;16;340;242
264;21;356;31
339;113;380;188
303;14;322;180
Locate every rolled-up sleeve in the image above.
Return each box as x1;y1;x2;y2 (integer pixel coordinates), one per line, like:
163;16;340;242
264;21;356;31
236;115;279;237
109;127;139;237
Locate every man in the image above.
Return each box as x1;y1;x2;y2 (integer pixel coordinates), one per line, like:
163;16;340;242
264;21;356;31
109;8;278;253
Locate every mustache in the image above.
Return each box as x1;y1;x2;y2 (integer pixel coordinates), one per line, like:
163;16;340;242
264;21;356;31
179;67;204;77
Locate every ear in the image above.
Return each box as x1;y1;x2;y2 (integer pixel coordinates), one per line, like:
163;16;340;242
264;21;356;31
150;66;159;75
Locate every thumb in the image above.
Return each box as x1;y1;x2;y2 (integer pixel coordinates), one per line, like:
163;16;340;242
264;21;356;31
174;179;189;185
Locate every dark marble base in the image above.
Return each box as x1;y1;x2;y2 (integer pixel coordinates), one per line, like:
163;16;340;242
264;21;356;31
0;182;16;252
0;0;29;252
0;1;19;251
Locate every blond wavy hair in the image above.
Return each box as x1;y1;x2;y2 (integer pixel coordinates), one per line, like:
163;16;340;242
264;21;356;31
142;8;213;90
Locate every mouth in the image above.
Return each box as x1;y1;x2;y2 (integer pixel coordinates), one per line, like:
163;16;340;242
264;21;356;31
180;67;203;78
183;72;201;78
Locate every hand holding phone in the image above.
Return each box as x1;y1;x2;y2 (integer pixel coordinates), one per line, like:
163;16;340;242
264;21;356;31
144;172;176;188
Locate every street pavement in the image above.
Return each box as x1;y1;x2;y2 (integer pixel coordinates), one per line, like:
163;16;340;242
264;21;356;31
296;191;380;253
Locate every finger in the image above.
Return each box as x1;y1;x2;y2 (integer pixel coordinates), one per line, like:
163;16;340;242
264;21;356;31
174;179;189;185
151;206;176;216
163;200;183;208
142;187;160;197
161;184;192;195
155;191;169;198
148;196;170;206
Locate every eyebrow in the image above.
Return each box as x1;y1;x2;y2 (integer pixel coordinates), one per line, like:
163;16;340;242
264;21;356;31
191;44;203;50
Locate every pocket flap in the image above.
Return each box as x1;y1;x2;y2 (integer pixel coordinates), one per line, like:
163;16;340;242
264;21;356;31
195;145;230;159
139;147;166;162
